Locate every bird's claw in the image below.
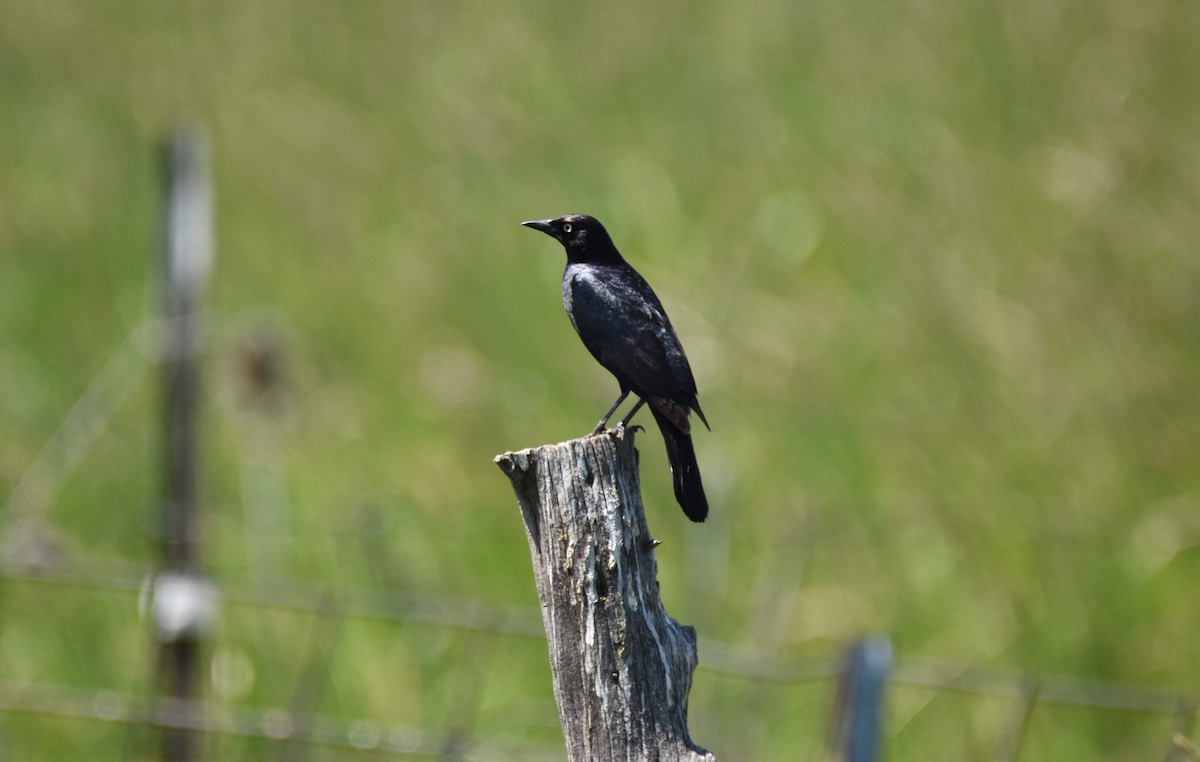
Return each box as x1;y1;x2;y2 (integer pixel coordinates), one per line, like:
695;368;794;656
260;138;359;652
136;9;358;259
588;421;643;438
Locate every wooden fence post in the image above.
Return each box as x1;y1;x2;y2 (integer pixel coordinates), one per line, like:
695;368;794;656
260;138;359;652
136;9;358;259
495;429;715;761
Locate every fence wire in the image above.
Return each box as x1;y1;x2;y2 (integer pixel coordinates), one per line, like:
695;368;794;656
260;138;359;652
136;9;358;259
0;679;564;761
1;554;1197;759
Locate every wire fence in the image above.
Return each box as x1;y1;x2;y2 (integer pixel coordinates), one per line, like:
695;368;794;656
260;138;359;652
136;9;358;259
3;551;1198;759
2;129;1197;761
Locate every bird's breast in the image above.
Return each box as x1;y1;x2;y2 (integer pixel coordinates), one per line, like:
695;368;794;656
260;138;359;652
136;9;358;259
562;265;598;312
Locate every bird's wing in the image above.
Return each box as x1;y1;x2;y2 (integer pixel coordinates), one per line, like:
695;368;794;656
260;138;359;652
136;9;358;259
567;267;698;415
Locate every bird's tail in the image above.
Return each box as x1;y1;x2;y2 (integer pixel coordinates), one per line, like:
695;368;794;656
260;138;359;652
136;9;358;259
652;408;708;522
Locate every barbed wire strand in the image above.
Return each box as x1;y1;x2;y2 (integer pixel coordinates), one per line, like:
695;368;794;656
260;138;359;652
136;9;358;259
2;557;1195;722
0;681;562;761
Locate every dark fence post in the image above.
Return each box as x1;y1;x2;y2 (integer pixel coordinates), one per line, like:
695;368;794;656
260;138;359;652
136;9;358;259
153;127;216;762
827;636;893;762
496;430;715;761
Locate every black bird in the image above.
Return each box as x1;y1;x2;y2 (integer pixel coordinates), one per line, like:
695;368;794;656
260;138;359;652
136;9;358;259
521;214;710;522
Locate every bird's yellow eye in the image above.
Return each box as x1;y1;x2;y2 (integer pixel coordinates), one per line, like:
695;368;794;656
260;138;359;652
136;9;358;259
562;223;573;234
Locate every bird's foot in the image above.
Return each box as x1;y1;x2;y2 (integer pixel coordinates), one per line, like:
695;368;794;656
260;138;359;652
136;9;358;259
590;421;644;438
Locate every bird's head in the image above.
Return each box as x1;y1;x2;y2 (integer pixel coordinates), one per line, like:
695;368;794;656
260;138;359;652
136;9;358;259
521;214;620;263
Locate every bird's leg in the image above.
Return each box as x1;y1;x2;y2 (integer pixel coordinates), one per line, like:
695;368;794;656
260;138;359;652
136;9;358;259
592;390;629;434
617;398;647;430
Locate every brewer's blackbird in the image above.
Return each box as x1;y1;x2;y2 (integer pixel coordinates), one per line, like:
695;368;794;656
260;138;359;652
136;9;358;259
521;214;710;522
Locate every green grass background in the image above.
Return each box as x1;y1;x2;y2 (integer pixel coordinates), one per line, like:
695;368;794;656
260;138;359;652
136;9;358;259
2;0;1199;759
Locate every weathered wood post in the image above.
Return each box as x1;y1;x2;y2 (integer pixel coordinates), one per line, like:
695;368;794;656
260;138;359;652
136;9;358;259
495;429;715;761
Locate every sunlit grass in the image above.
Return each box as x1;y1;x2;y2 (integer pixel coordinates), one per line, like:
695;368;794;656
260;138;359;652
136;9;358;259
1;0;1198;758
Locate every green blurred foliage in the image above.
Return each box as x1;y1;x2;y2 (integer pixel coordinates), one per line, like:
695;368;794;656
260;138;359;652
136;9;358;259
1;0;1198;758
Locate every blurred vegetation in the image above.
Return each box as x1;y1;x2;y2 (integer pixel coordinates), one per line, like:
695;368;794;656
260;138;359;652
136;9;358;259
1;0;1198;759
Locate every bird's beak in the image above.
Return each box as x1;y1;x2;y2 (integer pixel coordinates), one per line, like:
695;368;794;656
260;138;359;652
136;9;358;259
521;219;556;237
